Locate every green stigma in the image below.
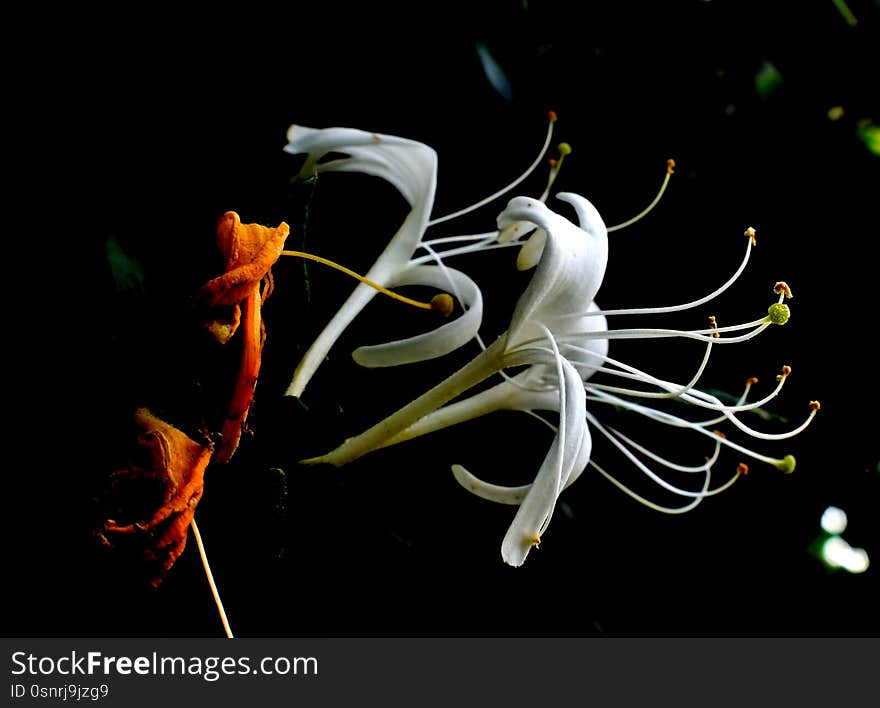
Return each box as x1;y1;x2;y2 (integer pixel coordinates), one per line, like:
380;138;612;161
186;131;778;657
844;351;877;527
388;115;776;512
557;142;572;156
767;302;790;325
774;454;797;474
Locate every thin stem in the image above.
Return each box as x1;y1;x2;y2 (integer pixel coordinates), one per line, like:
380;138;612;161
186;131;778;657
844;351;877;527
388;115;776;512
832;0;858;26
191;518;233;639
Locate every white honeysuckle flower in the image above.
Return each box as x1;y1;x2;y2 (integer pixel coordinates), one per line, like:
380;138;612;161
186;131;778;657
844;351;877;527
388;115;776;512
304;189;820;567
303;193;610;565
283;116;561;397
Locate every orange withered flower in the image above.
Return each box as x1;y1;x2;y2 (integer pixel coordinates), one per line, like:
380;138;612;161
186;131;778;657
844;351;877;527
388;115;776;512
98;407;214;586
196;211;290;463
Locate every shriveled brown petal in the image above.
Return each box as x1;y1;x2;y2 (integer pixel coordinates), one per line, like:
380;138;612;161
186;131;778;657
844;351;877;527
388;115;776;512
99;407;213;586
197;211;290;312
215;285;263;464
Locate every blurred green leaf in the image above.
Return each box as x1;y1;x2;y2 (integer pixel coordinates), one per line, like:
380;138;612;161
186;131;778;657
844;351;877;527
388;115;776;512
857;121;880;156
754;60;783;97
106;234;146;296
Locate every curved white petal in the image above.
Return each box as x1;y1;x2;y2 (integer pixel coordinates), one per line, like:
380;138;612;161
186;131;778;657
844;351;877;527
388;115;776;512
452;464;530;505
283;125;438;397
558;301;609;382
352;265;483;368
498;195;608;351
515;228;547;271
285;125;436;208
501;356;588;567
450;422;590;506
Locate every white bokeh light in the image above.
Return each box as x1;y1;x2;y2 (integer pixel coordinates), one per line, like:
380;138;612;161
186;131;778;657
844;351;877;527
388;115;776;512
822;536;870;574
820;506;848;535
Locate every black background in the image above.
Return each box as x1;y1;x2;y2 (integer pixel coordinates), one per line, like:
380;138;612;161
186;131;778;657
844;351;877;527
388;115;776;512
12;0;879;638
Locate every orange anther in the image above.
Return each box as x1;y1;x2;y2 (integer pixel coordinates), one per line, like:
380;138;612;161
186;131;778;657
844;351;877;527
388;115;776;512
774;281;793;299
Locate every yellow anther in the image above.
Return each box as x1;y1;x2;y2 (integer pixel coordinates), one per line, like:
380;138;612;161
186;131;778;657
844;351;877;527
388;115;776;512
666;158;676;174
745;376;760;386
777;365;792;380
737;463;750;476
744;226;757;245
809;400;821;413
708;315;720;338
548;110;558;123
430;293;454;317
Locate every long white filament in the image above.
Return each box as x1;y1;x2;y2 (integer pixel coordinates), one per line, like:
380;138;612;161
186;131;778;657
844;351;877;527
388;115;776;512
426;116;555;227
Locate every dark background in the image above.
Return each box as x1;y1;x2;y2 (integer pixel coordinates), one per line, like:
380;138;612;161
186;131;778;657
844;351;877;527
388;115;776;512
12;0;878;637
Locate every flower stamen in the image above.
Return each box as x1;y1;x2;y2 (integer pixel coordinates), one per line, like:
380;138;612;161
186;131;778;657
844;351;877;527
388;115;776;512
774;281;793;299
607;159;676;232
280;250;453;315
426;111;557;227
573;229;755;320
539;142;573;201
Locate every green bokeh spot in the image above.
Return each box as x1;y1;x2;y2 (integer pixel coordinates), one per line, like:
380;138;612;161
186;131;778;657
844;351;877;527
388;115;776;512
755;60;783;97
857;122;880;157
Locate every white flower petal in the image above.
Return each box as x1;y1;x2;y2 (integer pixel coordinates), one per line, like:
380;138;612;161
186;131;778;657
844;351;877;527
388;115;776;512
451;422;591;506
515;228;547;271
452;464;530;505
285;125;436;207
283;125;439;397
501;356;588;566
499;195;608;350
386;366;560;447
352;265;483;367
558;300;609;382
